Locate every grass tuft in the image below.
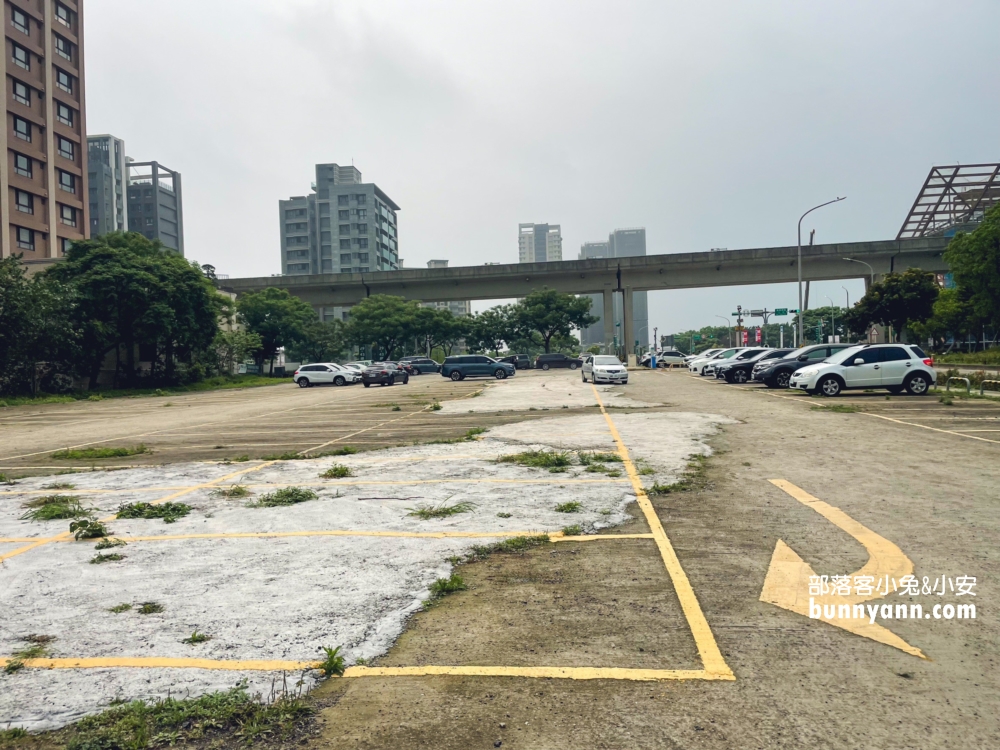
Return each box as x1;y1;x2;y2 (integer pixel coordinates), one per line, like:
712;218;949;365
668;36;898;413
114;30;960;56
561;524;583;536
467;535;549;561
249;487;317;507
182;630;212;645
320;464;353;479
108;603;132;614
52;444;150;460
577;452;622;465
90;553;126;564
213;484;250;498
138;602;164;615
428;573;467;600
20;495;93;521
430;402;442;411
555;501;582;513
407;501;474;519
42;481;76;490
496;450;571;469
116;501;191;524
496;512;512;518
318;646;346;677
3;635;55;674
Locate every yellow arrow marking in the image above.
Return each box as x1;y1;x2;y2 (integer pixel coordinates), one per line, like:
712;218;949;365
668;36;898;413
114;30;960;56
762;480;926;659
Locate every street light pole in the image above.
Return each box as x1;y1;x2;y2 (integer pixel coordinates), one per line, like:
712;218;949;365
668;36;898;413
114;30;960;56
825;295;836;342
798;197;846;346
842;286;849;308
843;258;875;288
715;315;731;347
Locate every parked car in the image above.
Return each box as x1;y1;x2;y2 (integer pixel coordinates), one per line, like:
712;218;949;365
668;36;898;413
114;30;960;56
639;350;687;367
788;344;936;397
440;355;515;381
708;348;768;377
716;349;794;383
582;355;628;384
361;362;410;387
752;344;854;388
689;348;745;376
293;363;361;388
343;361;372;371
498;354;532;370
399;356;441;374
535;353;583;370
685;348;721;365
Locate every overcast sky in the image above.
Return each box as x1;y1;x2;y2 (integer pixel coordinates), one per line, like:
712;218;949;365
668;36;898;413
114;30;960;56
85;0;1000;338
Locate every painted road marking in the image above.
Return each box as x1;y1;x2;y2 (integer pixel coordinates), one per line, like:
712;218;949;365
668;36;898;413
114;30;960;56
0;532;656;545
589;383;735;681
761;479;926;659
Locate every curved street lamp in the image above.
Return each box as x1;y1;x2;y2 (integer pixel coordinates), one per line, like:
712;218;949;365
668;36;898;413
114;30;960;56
843;257;875;288
798;197;846;344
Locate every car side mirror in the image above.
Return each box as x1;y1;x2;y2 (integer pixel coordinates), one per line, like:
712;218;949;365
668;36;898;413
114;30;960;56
853;358;865;366
797;355;808;361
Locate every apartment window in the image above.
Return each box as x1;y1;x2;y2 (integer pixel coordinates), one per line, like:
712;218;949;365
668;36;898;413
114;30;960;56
319;217;330;229
15;190;33;213
55;3;73;27
359;267;370;273
358;253;370;264
57;137;74;159
339;239;350;249
12;81;30;106
340;254;352;265
59;171;76;193
60;204;77;227
145;217;153;226
14;154;31;178
357;209;367;219
338;210;349;220
358;238;369;249
13;117;30;141
56;70;73;94
320;231;331;242
357;223;368;233
319;203;330;216
61;238;72;254
12;44;30;70
339;224;350;235
55;35;73;61
11;8;29;33
337;195;349;206
16;227;34;250
355;194;367;204
56;102;74;126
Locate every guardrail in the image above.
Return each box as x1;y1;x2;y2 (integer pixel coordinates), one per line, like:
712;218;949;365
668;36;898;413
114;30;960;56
946;377;971;394
980;380;1000;396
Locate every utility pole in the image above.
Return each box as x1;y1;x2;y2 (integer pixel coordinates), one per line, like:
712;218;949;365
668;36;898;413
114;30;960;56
797;197;846;346
825;296;836;342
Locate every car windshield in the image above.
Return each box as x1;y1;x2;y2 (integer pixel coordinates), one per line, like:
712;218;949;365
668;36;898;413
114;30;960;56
782;348;810;360
594;356;621;366
826;346;866;365
715;349;741;359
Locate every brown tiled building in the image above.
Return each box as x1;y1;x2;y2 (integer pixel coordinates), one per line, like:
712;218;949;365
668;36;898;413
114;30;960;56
2;0;87;263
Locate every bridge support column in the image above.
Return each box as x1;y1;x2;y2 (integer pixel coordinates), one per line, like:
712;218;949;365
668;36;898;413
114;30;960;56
602;288;615;351
623;286;636;367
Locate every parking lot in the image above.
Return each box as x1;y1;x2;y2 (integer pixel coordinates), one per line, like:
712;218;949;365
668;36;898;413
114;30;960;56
2;368;998;748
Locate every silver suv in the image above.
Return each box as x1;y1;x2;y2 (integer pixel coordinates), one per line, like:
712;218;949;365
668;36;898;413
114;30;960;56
788;344;936;397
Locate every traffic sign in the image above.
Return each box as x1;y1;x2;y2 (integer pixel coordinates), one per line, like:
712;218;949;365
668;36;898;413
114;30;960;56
693;334;702;341
775;308;788;316
731;312;741;316
750;309;764;316
733;326;745;332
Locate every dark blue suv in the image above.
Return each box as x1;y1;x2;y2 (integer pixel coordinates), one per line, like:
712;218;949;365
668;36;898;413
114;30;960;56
440;355;516;381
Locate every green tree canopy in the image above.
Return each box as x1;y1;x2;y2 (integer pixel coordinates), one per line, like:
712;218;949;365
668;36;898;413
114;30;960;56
286;319;348;363
466;306;513;354
415;306;470;357
510;288;597;353
345;294;424;360
944;203;1000;330
842;269;939;341
236;287;317;372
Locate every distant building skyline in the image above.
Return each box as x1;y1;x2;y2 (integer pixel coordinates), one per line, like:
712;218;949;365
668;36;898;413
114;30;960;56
518;223;562;263
87;134;128;236
127;161;184;255
423;259;470;316
579;228;649;349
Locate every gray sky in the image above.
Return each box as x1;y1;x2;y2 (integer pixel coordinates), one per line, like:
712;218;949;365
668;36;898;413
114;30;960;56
85;0;1000;338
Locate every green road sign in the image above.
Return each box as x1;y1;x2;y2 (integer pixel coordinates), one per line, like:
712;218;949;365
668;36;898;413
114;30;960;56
693;335;702;341
775;308;788;316
731;312;740;316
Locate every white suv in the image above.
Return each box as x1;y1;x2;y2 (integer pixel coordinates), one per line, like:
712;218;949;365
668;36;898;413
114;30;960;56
582;355;628;384
293;363;361;387
689;348;745;376
788;344;935;397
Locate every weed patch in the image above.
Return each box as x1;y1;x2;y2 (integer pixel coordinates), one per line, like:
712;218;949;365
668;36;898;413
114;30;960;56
249;487;317;507
0;472;14;484
496;512;512;518
578;452;622;465
52;444;150;460
555;501;582;513
496;450;571;469
43;481;76;490
561;524;583;536
320;464;353;479
810;404;860;413
318;646;346;677
70;519;108;539
427;573;467;601
90;553;126;564
407;501;474;519
467;535;549;561
116;501;192;523
108;603;132;614
430;402;442;411
137;602;164;614
20;495;92;521
182;630;211;645
3;635;55;674
213;484;250;498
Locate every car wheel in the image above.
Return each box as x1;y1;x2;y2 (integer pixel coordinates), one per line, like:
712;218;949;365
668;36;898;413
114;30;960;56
904;373;930;396
297;378;310;388
494;369;507;380
333;375;346;386
389;376;396;385
818;376;842;397
775;371;791;388
363;382;371;388
733;370;749;384
569;362;578;370
582;372;587;382
403;375;409;384
541;363;550;371
450;371;462;381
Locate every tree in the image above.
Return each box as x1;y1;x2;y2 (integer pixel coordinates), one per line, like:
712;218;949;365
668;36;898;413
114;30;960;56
415;307;470;357
345;294;423;360
237;287;317;373
944;203;1000;331
286;319;347;363
510;288;598;353
211;330;263;375
842;269;939;341
907;287;979;351
46;232;223;388
466;306;513;354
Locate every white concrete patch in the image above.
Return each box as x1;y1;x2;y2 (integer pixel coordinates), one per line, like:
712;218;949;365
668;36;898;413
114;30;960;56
437;370;657;413
0;411;729;730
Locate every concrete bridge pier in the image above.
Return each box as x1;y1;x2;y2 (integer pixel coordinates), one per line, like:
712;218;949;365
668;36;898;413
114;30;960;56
623;286;636;366
602;287;615;351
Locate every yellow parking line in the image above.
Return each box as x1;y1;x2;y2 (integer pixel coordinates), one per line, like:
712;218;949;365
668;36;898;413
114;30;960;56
590;383;735;681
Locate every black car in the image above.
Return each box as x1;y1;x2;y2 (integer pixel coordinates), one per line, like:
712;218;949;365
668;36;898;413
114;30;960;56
362;362;410;387
712;348;769;379
535;353;583;371
498;354;531;370
399;356;440;374
753;344;854;388
717;349;794;383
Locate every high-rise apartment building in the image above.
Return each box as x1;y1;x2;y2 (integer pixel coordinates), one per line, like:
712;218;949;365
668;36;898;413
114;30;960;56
280;163;400;276
126;161;183;254
518;223;562;263
422;259;470;316
2;0;88;262
87;134;126;236
579;228;649;349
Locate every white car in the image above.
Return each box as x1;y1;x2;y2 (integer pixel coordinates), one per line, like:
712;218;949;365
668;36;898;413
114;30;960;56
582;355;628;384
640;350;687;367
685;348;721;367
293;363;361;387
689;348;745;376
788;344;936;397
